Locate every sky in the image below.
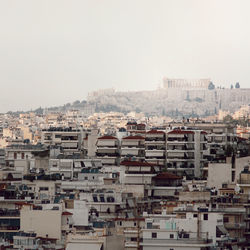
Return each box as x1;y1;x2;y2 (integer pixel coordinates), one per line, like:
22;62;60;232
0;0;250;112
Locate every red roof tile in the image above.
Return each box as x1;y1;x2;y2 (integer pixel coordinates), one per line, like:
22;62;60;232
123;135;145;140
137;123;146;126
98;135;117;140
153;172;182;180
146;130;165;134
62;211;73;215
168;130;194;134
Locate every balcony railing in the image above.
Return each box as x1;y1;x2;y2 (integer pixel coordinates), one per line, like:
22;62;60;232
237;180;250;185
224;223;245;229
0;210;20;217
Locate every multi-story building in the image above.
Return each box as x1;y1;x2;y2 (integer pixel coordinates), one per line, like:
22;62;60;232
166;129;207;178
169;122;237;162
244;203;250;247
237;165;250;196
120;161;157;186
121;135;145;162
126;122;146;136
96;136;120;166
5;144;48;173
0;208;20;242
151;172;182;200
41;127;84;155
145;130;166;167
140;207;224;250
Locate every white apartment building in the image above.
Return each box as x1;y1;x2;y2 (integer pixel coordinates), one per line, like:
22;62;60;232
145;130;166;167
166;129;207;178
96;135;120;166
121;135;145;162
41;127;84;155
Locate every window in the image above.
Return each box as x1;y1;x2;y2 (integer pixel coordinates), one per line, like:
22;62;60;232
39;187;49;191
147;222;152;229
223;217;229;223
14;153;17;159
193;214;197;218
203;214;208;220
152;232;157;238
134;222;137;226
170;234;174;239
21;153;25;159
100;195;105;202
232;171;235;182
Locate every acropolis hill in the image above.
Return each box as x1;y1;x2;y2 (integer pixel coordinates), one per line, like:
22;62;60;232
86;78;250;117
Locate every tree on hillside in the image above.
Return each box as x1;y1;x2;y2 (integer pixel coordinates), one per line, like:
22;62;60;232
235;82;240;88
208;82;215;90
223;115;234;123
73;100;80;106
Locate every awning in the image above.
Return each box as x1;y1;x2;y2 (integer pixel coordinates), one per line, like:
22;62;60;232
74;162;81;168
217;225;228;235
127;199;135;207
84;161;92;167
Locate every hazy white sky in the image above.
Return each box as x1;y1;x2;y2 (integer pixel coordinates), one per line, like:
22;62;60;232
0;0;250;112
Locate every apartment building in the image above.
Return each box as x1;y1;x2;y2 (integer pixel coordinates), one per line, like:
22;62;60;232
96;135;120;166
121;135;145;162
41;127;84;155
20;203;65;242
170;122;237;161
5;144;48;173
151;172;182;200
126;121;146;135
0;208;20;242
120;160;157;185
145;130;166;167
166;129;207;178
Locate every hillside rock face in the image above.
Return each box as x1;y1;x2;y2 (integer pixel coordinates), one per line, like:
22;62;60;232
86;88;250;117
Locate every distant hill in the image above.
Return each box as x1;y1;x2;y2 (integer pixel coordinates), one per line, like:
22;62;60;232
17;87;250;118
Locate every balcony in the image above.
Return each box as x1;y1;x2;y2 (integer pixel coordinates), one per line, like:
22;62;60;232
224;223;245;229
97;141;118;147
96;152;119;157
145;150;165;158
0;225;19;231
237;180;250;185
141;238;213;246
145;137;165;142
121;148;144;157
96;148;118;154
125;241;138;248
97;157;117;165
0;210;20;217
